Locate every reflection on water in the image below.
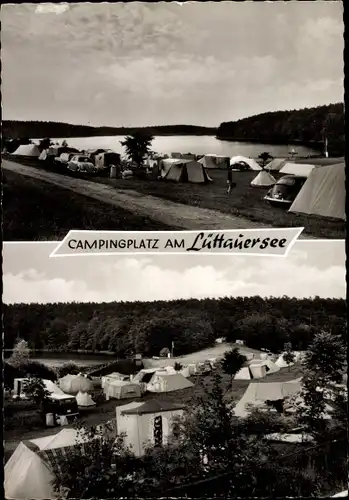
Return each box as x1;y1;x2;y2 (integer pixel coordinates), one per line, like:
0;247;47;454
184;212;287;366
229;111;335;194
50;135;317;158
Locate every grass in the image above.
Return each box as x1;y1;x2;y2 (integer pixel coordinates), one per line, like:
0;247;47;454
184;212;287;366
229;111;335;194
2;170;175;241
4;157;345;239
98;169;345;239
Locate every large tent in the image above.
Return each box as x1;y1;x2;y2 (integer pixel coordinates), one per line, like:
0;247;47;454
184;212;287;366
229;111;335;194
279;162;316;178
12;144;41;157
265;158;287;171
116;400;185;456
248;359;280;375
250;170;276;187
58;374;93;395
147;372;194;393
233;378;302;418
198;154;230;169
230;155;262;171
4;442;56;499
160;158;212;183
288;162;345;220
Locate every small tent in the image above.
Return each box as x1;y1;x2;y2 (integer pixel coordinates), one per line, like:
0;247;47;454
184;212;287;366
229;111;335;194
58;374;93;395
233;378;302;418
288;162;345;220
275;352;301;368
251;170;276;187
234;366;252;380
76;391;96;407
249;364;267;379
4;442;56;499
230;155;262;171
116;400;185;456
103;379;142;400
265;158;287;171
198;154;230;169
11;144;41;157
279;162;316;178
249;359;280;375
160;158;212;183
147;373;194;393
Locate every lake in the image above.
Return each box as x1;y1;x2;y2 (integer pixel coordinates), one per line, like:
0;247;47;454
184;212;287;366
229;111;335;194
4;351;119;368
51;135;318;158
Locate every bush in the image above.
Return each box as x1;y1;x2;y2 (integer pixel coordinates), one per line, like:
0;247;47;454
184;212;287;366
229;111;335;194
19;360;57;381
56;362;81;379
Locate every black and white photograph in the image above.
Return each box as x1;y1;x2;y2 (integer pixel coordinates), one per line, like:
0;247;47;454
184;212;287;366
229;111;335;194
3;240;347;498
1;1;345;241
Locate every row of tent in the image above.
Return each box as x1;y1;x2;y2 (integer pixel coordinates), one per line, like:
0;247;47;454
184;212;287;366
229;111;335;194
234;351;304;381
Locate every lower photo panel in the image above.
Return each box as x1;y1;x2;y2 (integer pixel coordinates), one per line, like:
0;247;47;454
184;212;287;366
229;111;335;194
2;239;347;499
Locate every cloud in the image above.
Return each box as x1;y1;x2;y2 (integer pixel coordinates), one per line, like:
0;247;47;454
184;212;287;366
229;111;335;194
2;247;346;305
1;2;344;126
35;4;69;16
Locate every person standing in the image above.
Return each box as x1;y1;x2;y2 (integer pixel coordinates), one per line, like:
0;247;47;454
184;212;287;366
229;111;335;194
227;167;235;194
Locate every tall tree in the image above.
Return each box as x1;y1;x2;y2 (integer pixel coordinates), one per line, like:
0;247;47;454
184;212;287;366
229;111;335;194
221;348;247;388
120;132;154;167
8;339;30;368
283;341;296;371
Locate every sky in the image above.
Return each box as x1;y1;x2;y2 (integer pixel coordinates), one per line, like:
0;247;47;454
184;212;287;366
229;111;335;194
1;1;344;127
2;240;345;304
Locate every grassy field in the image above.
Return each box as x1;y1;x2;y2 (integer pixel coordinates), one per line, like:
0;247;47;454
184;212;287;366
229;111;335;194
2;170;175;241
3;156;345;238
99;169;345;239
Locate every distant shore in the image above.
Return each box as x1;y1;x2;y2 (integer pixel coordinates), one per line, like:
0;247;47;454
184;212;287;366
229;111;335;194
216;135;323;151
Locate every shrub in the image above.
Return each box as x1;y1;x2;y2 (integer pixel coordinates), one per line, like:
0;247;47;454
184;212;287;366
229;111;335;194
19;360;57;381
56;362;81;379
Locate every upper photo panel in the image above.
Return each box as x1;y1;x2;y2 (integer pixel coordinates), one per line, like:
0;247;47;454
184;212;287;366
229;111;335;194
1;2;345;242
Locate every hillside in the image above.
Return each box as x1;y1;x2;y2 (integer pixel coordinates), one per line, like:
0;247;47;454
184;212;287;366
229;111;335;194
3;296;345;357
2;121;217;139
217;103;345;156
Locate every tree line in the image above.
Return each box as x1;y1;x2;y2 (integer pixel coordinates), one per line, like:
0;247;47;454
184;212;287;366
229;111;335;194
2;120;217;140
3;296;345;357
217;103;345;156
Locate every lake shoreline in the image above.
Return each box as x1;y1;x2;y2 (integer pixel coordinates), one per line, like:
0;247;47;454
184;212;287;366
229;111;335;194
216;136;323;151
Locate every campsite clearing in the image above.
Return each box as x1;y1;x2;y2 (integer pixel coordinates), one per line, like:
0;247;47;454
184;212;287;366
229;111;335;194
3;158;345;239
4;363;303;460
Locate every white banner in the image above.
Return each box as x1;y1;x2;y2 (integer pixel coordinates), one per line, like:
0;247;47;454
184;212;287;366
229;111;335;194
50;228;303;257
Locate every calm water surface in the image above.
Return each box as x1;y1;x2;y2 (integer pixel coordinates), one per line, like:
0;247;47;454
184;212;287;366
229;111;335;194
51;135;317;157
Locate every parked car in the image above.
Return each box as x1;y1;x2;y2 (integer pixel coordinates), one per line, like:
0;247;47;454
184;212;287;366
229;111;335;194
67;155;98;174
264;175;307;206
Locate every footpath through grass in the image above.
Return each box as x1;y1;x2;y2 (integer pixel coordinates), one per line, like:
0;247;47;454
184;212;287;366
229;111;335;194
2;170;174;241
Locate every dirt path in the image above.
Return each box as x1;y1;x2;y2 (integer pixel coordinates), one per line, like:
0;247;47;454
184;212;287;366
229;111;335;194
2;160;288;232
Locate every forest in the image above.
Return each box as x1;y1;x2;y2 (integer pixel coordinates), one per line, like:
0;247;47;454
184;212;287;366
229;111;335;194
3;296;346;357
217;103;345;156
2;121;217;140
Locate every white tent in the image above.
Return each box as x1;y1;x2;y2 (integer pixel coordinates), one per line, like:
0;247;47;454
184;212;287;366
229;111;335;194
31;428;82;450
160;158;212;183
234;366;252;380
249;364;267;379
234;378;302;418
288;162;345;220
76;391;96;407
230;155;262;171
147;372;194;393
265;158;287;171
5;442;56;499
275;351;303;368
198;154;230;169
58;374;93;395
279;162;316;178
12;144;41;157
249;359;280;375
116;400;185;456
103;379;142;400
251;171;276;187
332;491;348;497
